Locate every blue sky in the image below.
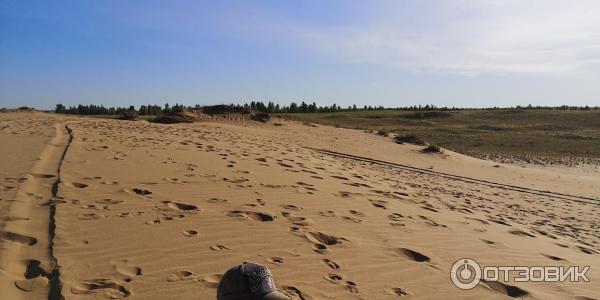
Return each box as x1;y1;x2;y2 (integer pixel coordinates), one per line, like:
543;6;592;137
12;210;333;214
1;0;599;109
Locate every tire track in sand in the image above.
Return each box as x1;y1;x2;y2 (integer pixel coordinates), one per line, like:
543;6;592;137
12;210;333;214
309;148;600;205
0;124;71;299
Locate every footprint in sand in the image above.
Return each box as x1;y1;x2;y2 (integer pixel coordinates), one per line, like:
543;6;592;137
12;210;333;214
421;205;439;213
199;274;223;288
164;178;187;184
101;181;119;185
465;217;490;225
296;182;316;190
206;198;228;204
317;210;336;217
348;210;365;217
282;214;314;227
324;273;344;284
289;226;303;234
78;213;107;220
96;198;123;205
226;210;274;222
508;230;536;238
162;201;199;212
145;218;161;225
321;259;340;270
71;278;130;298
418;215;447;228
266;257;285;265
384;287;409;296
0;231;37;245
540;253;566;261
111;260;143;277
340;215;362;223
312;243;329;254
344;281;359;294
209;244;231;251
533;229;557;240
305;231;348;246
489;218;511;226
2;216;30;222
119;212;144;218
0;185;15;191
82;204;100;210
281;285;312;300
71;182;89;189
183;229;198;237
26;192;44;200
369;199;388;209
161;213;185;221
167;271;196;282
577;246;598;255
28;173;55;179
393;248;430;262
337;191;352;198
480;280;529;298
132;188;152;196
387;213;404;222
278;162;293;168
282;204;302;211
555;242;569;248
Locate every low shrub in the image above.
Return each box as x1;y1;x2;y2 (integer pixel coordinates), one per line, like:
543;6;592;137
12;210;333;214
421;144;442;153
394;134;425;145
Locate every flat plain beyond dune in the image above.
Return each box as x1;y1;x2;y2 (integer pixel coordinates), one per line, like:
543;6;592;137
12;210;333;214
277;109;600;177
0;112;599;300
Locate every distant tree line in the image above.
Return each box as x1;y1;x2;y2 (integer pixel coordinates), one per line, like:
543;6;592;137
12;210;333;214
54;103;187;115
54;102;599;115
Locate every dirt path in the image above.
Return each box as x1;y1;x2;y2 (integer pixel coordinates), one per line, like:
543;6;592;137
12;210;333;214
0;123;71;299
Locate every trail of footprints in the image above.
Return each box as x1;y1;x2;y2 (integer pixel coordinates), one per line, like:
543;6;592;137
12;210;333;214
49;117;600;299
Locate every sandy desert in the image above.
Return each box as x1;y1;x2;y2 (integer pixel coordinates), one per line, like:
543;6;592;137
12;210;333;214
0;111;599;299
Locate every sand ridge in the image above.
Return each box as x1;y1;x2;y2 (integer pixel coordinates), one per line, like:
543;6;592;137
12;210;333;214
1;112;599;299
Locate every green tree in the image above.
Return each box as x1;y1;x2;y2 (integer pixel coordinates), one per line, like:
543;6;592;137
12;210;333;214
55;104;66;113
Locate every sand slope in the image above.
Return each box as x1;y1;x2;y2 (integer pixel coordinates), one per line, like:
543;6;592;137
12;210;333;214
1;112;599;299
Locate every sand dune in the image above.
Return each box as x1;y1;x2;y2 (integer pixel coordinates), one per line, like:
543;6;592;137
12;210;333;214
1;112;598;299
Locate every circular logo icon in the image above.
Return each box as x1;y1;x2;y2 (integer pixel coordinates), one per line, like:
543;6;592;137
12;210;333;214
450;258;481;290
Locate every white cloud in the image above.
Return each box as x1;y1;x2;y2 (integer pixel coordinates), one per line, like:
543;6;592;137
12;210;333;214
231;0;600;75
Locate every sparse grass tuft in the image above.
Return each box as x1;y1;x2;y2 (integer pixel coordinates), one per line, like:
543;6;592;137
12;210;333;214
421;144;442;153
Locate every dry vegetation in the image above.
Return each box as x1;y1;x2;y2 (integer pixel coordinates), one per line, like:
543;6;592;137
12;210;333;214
277;109;600;166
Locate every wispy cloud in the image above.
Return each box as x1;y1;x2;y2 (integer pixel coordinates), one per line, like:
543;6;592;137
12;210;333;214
225;0;600;75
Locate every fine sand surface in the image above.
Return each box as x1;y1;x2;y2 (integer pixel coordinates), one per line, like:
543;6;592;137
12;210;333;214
1;112;599;299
